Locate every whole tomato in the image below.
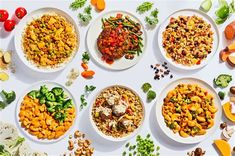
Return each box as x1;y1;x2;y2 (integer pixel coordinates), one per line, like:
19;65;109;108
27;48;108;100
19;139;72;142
0;9;9;22
4;20;16;31
15;7;27;19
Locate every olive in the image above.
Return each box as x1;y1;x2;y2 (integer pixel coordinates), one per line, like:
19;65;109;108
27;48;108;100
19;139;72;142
220;122;227;129
194;148;203;156
230;86;235;94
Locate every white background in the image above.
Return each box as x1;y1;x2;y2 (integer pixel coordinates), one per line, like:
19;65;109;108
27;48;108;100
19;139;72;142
0;0;235;155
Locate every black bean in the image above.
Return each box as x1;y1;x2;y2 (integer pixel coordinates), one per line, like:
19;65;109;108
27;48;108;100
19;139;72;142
161;75;164;78
154;67;156;70
151;65;153;68
170;75;173;79
164;62;167;65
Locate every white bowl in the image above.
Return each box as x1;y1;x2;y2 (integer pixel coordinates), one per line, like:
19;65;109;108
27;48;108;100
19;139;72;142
14;7;80;73
155;77;222;144
87;10;147;70
89;85;145;142
158;9;219;70
15;81;78;144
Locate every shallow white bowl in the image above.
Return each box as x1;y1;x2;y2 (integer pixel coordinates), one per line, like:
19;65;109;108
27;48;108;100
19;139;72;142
15;81;78;144
89;85;145;142
155;77;222;144
14;7;80;73
158;9;219;70
87;10;147;70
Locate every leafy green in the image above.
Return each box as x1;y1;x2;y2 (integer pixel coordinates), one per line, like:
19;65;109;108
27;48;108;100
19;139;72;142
1;90;16;104
214;74;232;88
136;2;153;14
147;90;156;102
70;0;87;10
80;94;87;110
141;83;152;93
82;52;90;63
85;85;96;93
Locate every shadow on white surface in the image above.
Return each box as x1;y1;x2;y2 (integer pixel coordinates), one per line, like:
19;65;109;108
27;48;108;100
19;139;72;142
149;103;197;150
7;37;62;83
78;107;124;152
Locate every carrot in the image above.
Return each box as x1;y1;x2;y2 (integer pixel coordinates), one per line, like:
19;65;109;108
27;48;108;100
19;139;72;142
81;62;88;70
97;0;105;11
81;70;95;78
91;0;98;6
224;21;235;40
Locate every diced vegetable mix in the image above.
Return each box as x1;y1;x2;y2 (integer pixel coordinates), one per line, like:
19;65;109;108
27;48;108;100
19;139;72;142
214;74;232;88
27;85;73;122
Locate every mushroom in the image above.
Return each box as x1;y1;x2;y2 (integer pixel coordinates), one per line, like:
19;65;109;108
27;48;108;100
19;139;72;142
222;127;235;140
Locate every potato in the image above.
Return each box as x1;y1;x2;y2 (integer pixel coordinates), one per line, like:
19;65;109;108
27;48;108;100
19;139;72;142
0;72;9;81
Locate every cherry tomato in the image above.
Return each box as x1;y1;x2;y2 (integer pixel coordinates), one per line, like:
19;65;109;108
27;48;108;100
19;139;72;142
15;7;27;19
4;20;16;31
0;9;9;22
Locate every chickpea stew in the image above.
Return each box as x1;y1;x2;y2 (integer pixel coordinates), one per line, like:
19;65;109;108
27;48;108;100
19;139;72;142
91;86;144;138
162;84;217;138
22;13;78;68
19;85;76;140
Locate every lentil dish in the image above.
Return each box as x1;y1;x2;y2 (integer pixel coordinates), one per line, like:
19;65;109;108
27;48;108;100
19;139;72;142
92;86;144;138
162;15;213;66
19;85;76;140
97;13;143;64
22;13;78;68
162;84;217;137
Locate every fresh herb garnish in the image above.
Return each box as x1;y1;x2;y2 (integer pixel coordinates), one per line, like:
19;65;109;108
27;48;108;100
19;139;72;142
78;5;92;24
136;2;154;14
82;52;90;63
70;0;87;10
145;8;159;26
80;85;96;110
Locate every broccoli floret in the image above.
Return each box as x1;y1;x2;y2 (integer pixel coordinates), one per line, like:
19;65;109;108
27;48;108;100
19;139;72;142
39;96;46;104
45;92;56;102
63;99;73;109
218;91;225;100
214;74;232;88
40;85;49;95
27;90;38;99
1;90;16;104
54;112;67;123
147;90;156;102
51;87;63;96
142;83;152;93
0;101;6;109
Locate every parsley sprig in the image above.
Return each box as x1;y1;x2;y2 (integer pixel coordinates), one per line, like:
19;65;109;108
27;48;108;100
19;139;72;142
136;2;154;14
80;85;96;110
70;0;87;10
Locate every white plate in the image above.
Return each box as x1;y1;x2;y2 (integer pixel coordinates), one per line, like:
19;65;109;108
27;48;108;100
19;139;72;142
15;81;78;144
14;7;80;73
87;11;147;70
158;9;219;70
155;77;222;144
89;85;145;142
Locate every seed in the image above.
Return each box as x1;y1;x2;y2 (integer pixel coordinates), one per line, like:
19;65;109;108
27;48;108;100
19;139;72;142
220;122;227;129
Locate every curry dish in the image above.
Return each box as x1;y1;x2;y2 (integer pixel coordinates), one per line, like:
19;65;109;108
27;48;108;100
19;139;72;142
22;13;78;68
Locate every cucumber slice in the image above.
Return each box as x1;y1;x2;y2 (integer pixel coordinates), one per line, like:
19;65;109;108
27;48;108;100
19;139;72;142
200;0;212;12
